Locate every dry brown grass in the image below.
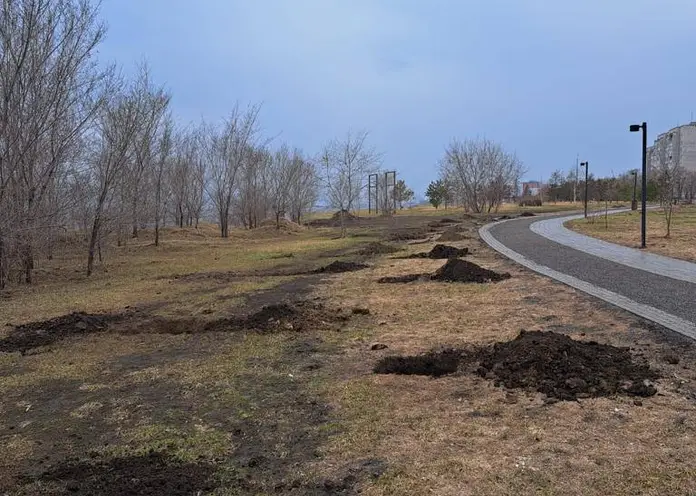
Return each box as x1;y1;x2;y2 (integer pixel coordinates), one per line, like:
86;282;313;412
312;237;696;496
2;215;696;494
0;224;366;325
567;205;696;262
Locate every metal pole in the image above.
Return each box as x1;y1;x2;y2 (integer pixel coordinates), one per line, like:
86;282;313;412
584;162;589;218
641;122;648;248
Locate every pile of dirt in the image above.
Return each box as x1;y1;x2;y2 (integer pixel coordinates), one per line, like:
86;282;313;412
357;242;402;256
432;259;510;283
374;331;660;401
477;330;659;400
405;244;468;259
208;301;355;333
377;259;509;284
332;209;357;221
313;261;368;274
437;229;467;242
385;228;429;241
374;349;464;377
258;218;305;232
0;313;109;354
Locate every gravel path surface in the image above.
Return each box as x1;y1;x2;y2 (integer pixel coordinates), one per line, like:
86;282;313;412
482;214;696;338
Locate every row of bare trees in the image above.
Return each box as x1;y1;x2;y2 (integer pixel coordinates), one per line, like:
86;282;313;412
0;0;321;287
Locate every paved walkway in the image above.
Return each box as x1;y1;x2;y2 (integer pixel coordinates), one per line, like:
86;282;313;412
480;212;696;340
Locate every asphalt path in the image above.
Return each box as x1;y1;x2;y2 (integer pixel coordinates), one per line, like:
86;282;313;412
481;212;696;339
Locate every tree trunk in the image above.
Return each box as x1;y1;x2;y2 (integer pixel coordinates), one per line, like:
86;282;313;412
87;216;101;276
0;232;6;290
132;194;139;238
155;217;160;246
23;243;33;284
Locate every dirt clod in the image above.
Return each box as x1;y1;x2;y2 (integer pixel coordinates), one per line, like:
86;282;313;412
405;244;468;259
519;211;537;217
432;259;510;283
352;307;371;315
313;261;368;274
477;331;659;401
371;343;388;350
374;349;463;377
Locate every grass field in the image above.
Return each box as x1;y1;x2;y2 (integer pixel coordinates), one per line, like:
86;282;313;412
1;210;696;495
566;205;696;262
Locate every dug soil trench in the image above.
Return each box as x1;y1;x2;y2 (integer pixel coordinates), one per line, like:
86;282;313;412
0;301;365;354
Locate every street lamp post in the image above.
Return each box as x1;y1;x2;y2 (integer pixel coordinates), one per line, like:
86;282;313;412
630;170;638;211
580;161;589;218
630;122;648;248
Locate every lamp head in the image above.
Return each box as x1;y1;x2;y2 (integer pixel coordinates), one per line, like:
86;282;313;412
629;124;642;132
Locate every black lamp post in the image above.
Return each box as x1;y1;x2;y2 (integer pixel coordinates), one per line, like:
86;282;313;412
630;170;638;211
629;122;647;248
580;161;589;218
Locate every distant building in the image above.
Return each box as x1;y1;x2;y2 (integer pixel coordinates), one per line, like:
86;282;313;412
647;122;696;175
521;181;543;197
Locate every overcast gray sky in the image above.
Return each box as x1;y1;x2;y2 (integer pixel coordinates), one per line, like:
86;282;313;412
100;0;696;195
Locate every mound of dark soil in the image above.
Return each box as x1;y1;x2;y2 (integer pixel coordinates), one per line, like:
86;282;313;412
406;244;468;259
432;259;510;283
519;211;537;217
332;209;357;221
385;228;429;241
374;349;463;377
208;301;353;333
313;261;368;273
358;242;402;256
477;330;659;400
437;229;467;242
0;313;109;354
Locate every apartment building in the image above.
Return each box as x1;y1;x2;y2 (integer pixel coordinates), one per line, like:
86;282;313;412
646;122;696;175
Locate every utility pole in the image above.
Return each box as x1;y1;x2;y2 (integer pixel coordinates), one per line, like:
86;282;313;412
580;161;589;218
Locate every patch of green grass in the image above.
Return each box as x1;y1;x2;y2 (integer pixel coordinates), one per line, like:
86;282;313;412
107;423;232;463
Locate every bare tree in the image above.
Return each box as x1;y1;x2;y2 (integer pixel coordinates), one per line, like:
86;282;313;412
86;76;153;276
321;130;381;235
0;0;109;286
287;152;318;224
440;138;524;213
655;161;683;238
126;64;170;239
206;104;261;237
153;115;173;246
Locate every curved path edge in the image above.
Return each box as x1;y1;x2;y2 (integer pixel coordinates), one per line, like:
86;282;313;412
480;218;696;341
530;210;696;284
